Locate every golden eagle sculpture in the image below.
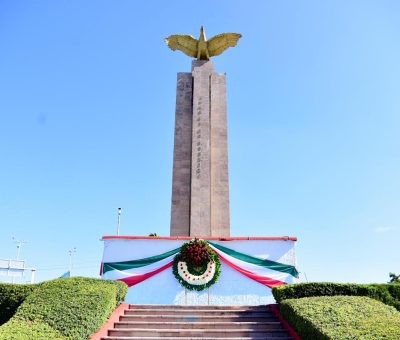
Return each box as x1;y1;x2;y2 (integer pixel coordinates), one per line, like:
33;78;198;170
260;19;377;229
165;26;241;60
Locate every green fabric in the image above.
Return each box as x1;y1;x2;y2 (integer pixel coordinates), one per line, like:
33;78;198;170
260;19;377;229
102;247;180;274
102;241;299;278
207;241;299;278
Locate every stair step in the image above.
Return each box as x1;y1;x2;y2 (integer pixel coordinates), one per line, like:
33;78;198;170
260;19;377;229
102;337;294;340
101;336;293;340
119;314;275;322
129;304;267;310
107;328;290;337
125;309;272;316
114;321;282;330
99;304;294;340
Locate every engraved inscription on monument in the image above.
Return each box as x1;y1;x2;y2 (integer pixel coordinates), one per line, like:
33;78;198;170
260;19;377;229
167;28;241;237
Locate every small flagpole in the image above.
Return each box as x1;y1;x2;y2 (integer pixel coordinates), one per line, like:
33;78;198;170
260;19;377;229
117;208;122;236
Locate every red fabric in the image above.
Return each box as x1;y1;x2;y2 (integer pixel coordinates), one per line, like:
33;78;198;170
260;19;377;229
216;250;286;288
115;249;287;288
117;261;173;287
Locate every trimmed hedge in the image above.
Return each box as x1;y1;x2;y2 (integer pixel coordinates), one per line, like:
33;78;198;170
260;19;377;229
0;283;37;325
272;282;400;310
0;319;65;340
60;276;128;304
280;296;400;339
0;277;128;340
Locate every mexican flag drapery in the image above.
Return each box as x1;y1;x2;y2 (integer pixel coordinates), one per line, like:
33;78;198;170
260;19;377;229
101;240;298;288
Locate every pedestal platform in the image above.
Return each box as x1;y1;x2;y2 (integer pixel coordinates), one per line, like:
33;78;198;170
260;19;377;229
100;236;298;305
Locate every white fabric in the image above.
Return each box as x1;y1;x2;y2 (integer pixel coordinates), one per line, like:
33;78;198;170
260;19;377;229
209;244;292;283
101;238;297;305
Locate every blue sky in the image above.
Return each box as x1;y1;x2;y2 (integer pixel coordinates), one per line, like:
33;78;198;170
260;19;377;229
1;0;399;283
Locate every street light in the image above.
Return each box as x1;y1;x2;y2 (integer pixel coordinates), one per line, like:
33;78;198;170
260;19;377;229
12;237;27;260
117;208;122;236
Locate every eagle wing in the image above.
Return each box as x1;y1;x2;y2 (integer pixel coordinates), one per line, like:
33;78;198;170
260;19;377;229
165;34;198;58
207;33;242;57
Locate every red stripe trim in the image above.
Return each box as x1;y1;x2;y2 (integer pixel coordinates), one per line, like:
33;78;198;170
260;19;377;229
117;261;173;287
216;251;286;288
268;304;302;340
89;303;128;340
102;235;297;241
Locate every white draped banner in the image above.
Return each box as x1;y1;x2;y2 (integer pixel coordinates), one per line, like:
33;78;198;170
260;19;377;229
101;236;298;305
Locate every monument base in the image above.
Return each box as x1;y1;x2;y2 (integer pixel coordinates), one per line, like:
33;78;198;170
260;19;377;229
100;236;298;305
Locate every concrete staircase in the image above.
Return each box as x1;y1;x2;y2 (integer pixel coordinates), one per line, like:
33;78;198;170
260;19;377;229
101;304;294;339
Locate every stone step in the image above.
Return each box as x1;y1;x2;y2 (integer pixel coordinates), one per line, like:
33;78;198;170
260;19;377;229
102;337;294;340
107;328;290;338
125;309;273;316
119;314;276;323
114;321;282;330
98;304;295;340
129;304;267;310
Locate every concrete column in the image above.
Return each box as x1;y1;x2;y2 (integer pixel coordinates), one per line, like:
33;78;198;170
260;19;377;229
190;61;213;236
170;73;192;236
210;73;230;237
170;61;230;237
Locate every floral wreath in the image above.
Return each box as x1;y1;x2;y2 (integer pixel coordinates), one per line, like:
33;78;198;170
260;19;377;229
172;238;221;291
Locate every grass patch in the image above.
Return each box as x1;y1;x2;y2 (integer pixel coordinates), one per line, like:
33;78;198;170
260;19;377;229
280;296;400;339
0;277;128;340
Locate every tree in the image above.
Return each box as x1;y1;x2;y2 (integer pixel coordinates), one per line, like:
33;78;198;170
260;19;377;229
388;272;400;283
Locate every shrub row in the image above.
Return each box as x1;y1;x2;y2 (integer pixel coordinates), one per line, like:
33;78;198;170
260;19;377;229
0;277;128;340
272;282;400;310
0;283;37;325
0;319;65;340
280;296;400;339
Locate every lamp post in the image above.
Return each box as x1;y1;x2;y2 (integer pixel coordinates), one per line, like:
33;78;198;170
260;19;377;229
12;237;27;260
117;208;122;236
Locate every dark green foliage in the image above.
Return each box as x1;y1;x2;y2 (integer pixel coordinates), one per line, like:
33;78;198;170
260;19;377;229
0;277;128;340
280;296;400;339
0;283;36;325
389;272;400;283
272;282;400;310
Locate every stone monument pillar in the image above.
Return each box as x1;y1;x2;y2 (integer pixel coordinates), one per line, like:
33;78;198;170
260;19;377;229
170;60;230;237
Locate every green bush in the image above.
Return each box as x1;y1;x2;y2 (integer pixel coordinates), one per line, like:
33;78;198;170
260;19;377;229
272;282;400;310
387;284;400;309
280;296;400;339
0;277;128;340
0;319;65;340
0;283;37;325
60;276;128;304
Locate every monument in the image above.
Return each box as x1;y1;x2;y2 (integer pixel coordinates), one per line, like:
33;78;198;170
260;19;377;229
167;27;241;237
100;28;298;305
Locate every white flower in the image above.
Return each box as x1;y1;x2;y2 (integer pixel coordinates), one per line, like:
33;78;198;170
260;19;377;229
177;261;215;285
